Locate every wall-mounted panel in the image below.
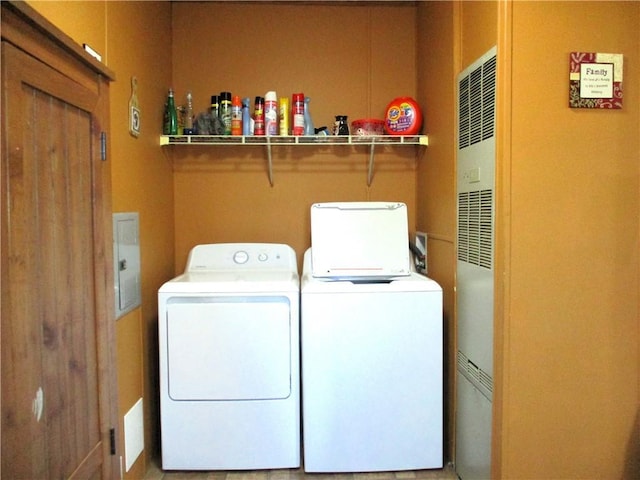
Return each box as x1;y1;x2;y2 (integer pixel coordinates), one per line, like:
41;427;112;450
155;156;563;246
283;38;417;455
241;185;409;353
113;212;141;318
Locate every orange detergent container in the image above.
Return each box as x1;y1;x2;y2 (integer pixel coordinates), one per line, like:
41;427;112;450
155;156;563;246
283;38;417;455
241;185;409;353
384;97;423;135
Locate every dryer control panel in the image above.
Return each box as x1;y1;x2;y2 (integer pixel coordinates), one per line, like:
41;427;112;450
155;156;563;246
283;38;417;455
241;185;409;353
185;243;297;272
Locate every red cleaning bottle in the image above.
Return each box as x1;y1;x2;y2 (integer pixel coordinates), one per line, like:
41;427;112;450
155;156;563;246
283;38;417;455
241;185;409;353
231;95;242;136
254;96;265;135
292;93;304;136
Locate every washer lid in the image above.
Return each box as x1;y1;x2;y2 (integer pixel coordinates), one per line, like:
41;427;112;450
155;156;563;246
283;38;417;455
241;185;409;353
310;202;411;278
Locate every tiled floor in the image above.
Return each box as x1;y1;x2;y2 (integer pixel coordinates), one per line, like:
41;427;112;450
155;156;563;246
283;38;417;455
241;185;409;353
144;459;459;480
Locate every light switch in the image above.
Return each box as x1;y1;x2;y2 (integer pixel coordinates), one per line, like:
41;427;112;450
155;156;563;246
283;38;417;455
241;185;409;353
113;212;141;319
468;167;481;183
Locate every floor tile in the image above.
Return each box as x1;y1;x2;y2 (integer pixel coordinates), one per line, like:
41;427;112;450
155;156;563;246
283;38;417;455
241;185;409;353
145;459;458;480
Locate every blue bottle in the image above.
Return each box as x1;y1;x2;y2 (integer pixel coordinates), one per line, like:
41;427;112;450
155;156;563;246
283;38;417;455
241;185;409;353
242;97;251;135
304;97;315;135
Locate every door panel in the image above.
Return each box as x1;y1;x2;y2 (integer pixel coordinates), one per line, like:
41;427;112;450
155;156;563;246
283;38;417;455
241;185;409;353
166;299;291;401
2;40;115;479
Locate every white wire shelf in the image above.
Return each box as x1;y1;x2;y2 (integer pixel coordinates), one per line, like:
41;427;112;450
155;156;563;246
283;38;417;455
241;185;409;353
159;134;428;146
159;134;428;186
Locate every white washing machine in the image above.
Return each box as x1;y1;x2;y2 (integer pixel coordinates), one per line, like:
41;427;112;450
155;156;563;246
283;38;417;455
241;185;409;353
158;243;300;470
301;202;443;472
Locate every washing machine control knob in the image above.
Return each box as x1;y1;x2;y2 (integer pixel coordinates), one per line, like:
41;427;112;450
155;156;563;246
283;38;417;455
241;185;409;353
233;250;249;264
258;253;268;262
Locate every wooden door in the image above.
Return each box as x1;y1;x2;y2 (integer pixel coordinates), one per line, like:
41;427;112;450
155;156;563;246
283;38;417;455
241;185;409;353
1;35;117;480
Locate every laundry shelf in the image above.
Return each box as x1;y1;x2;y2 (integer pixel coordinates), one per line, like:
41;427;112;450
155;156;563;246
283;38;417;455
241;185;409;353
159;134;428;146
159;134;428;186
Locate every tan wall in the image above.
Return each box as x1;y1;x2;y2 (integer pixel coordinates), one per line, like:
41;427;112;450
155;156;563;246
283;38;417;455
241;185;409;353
106;3;174;476
426;1;639;477
460;0;498;69
416;0;457;462
29;1;106;56
170;2;420;270
24;1;640;478
27;1;174;477
416;0;498;465
495;1;639;478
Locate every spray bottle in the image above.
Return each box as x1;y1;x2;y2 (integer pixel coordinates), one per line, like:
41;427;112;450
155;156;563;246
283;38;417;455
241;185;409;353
242;97;251;135
254;96;265;135
231;95;242;136
304;96;315;135
265;91;278;136
220;91;232;135
292;93;304;136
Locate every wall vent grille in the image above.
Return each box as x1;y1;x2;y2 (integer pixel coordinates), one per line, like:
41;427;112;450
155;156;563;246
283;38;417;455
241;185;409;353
457;350;493;400
457;189;493;269
458;54;496;149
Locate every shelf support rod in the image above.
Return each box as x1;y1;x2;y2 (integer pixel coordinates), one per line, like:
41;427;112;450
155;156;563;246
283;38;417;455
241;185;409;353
266;137;274;186
367;139;376;186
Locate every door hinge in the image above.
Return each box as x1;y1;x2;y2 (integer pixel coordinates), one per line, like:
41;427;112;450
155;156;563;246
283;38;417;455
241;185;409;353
100;132;107;161
110;427;116;455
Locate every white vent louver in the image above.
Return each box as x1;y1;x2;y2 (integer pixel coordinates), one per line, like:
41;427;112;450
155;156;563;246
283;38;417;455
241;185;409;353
457;189;493;269
458;54;496;149
457;350;493;400
457;50;496;270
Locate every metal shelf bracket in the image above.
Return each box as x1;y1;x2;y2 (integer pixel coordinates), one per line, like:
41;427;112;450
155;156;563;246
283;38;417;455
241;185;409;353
367;139;376;187
266;137;273;187
160;134;428;186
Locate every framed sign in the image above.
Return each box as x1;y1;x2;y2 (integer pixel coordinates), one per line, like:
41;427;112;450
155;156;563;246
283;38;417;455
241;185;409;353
569;52;623;109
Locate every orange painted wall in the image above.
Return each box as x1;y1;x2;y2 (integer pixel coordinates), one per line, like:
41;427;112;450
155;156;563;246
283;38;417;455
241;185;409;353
417;1;639;477
105;2;174;476
460;0;498;69
27;1;174;477
115;309;144;477
24;2;640;479
496;1;640;478
170;2;420;270
416;1;457;462
416;0;498;464
28;1;106;57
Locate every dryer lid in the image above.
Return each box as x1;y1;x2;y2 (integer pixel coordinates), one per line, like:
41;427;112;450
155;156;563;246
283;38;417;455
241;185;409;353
310;202;411;279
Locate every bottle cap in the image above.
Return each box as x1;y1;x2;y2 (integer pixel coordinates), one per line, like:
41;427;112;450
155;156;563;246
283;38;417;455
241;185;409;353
211;95;219;105
265;91;277;101
232;95;241;106
220;91;231;101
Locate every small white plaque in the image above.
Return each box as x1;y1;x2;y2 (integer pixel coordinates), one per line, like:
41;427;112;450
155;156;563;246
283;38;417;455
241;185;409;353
579;62;614;98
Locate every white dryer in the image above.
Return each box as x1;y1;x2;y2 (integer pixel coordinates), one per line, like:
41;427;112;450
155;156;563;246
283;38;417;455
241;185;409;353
158;243;300;470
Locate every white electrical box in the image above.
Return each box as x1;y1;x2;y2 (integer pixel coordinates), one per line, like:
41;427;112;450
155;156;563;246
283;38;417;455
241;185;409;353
113;212;141;319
